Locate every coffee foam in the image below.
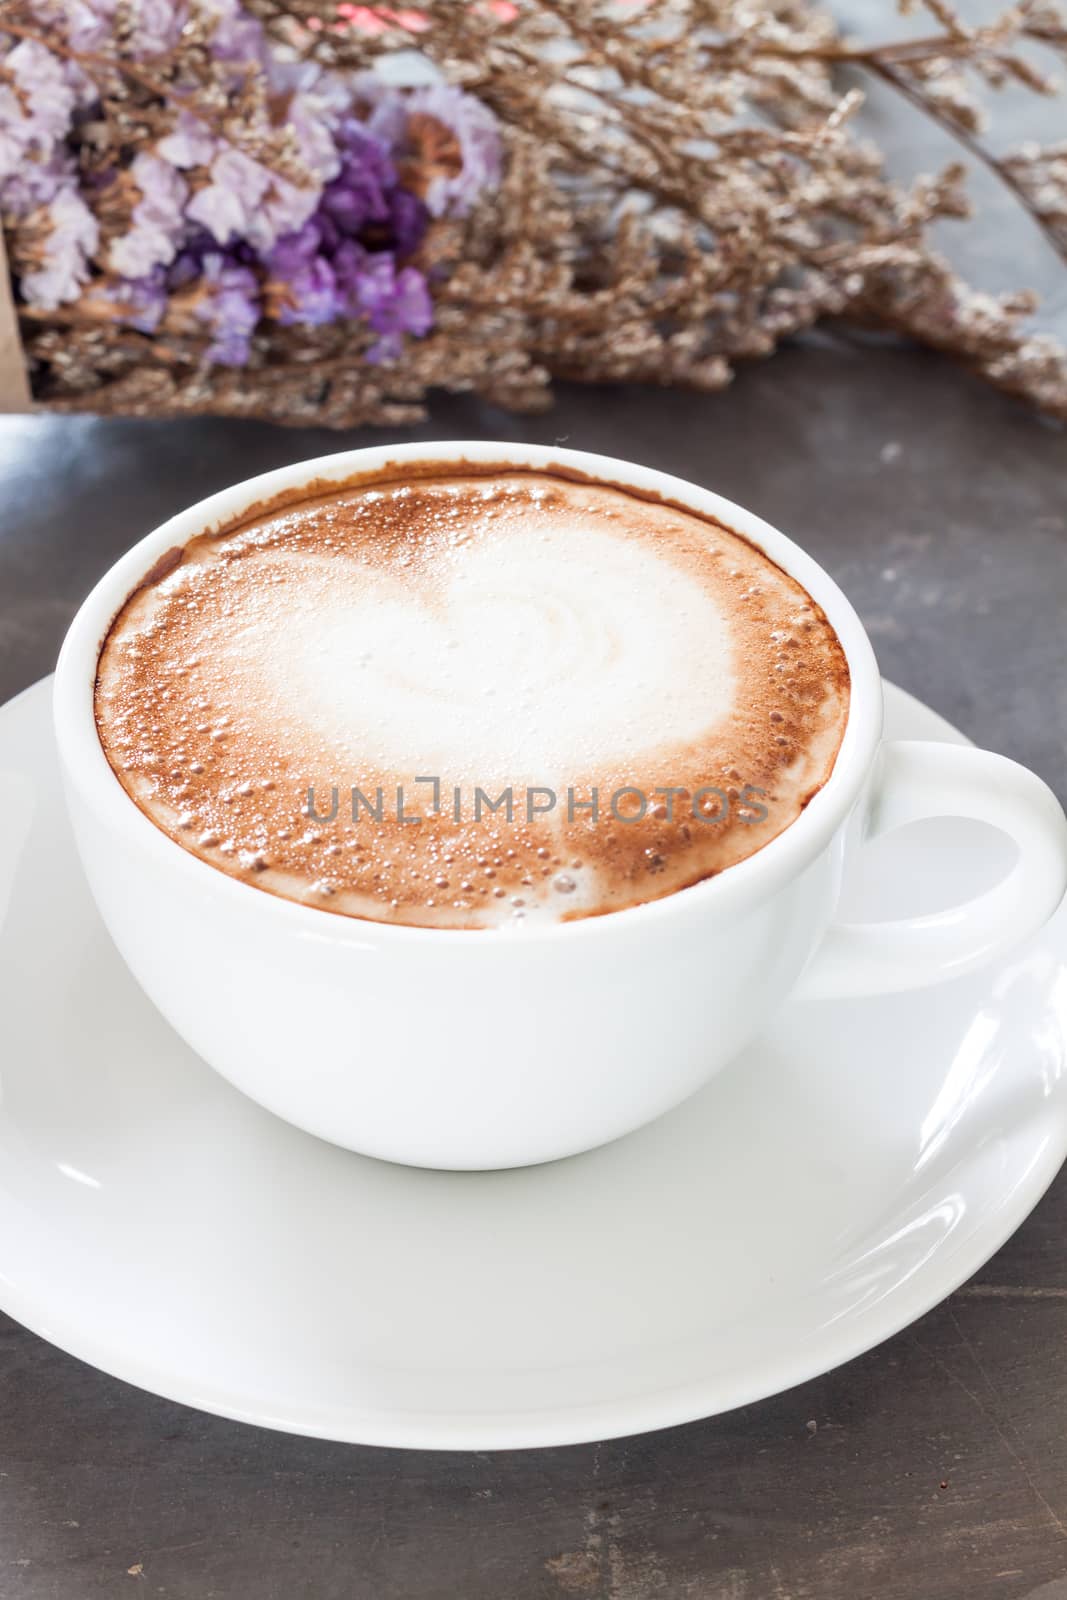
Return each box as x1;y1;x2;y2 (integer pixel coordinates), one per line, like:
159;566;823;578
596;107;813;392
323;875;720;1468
95;470;850;928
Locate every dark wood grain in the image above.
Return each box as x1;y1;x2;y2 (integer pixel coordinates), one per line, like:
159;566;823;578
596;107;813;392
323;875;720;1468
1;338;1066;1599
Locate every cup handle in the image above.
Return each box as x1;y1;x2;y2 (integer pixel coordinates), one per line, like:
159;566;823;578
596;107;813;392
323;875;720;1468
796;740;1067;999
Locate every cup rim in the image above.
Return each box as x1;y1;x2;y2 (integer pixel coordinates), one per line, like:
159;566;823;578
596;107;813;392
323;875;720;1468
53;439;884;946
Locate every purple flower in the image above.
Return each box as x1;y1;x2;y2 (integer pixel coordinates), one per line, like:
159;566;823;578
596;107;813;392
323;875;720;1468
266;223;340;324
196;251;259;365
7;39;77;146
1;149;96;311
260;88;440;355
107;0;186;56
180;142;321;256
168;227;253;282
105;266;167;332
353;254;433;362
279;257;341;326
286;91;344;187
108;153;187;277
62;0;118;53
156;111;216;170
329;237;367;305
187;149;272;244
0;85;26;181
266;220;319;279
353;70;408;149
167;240;205;291
405;84;501;217
313;119;430;259
266;60;349;187
321;123;396;235
389;187;429;260
0;38;87;187
53;0;183;56
199;0;266;66
20;183;99;309
0;152;66;213
245;173;321;254
142;0;187;55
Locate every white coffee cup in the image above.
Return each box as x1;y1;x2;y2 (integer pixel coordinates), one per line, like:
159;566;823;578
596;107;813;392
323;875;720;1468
53;442;1067;1169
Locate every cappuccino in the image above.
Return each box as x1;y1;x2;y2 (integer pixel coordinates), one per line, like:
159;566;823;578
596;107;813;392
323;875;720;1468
95;466;849;927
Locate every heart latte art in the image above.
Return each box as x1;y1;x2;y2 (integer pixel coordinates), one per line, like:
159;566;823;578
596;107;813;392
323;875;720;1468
95;469;850;927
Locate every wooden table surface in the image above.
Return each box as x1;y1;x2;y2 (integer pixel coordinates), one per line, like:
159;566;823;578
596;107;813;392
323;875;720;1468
0;340;1065;1599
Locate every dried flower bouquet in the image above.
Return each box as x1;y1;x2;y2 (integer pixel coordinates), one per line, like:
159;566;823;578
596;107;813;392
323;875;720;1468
1;0;1066;427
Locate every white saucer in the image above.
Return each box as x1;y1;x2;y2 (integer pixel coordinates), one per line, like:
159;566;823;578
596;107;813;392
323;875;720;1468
1;678;1064;1450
